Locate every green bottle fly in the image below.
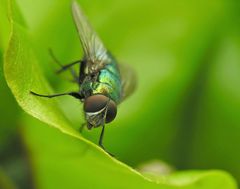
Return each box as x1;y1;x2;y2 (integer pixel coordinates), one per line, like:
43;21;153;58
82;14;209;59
30;1;136;154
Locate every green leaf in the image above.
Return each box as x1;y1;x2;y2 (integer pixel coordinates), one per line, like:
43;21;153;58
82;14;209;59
3;0;238;188
0;169;17;189
0;0;10;50
22;115;237;189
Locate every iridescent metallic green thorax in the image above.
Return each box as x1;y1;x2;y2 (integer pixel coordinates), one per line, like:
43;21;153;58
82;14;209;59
81;55;122;103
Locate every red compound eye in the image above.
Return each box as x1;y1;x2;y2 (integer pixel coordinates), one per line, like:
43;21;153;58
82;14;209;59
84;95;117;123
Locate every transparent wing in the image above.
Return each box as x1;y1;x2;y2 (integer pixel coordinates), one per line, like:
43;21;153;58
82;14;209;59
71;1;110;72
119;64;137;103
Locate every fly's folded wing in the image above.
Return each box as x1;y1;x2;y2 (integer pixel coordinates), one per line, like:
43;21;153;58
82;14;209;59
119;64;137;103
72;1;110;73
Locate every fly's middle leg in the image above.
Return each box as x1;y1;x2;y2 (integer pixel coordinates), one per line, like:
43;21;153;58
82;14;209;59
30;91;83;100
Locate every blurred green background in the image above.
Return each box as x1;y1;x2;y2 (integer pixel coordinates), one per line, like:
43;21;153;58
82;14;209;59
0;0;240;188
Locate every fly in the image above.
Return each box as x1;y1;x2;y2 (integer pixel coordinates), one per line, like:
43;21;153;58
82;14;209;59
30;1;136;155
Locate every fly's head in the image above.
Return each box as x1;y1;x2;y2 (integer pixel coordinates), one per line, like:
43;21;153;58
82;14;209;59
83;94;117;129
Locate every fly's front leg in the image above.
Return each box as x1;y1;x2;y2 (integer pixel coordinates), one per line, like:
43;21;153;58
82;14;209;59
98;124;114;156
79;122;86;133
98;100;114;156
98;124;106;149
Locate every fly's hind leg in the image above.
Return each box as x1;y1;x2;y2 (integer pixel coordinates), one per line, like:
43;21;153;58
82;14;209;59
49;49;81;83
